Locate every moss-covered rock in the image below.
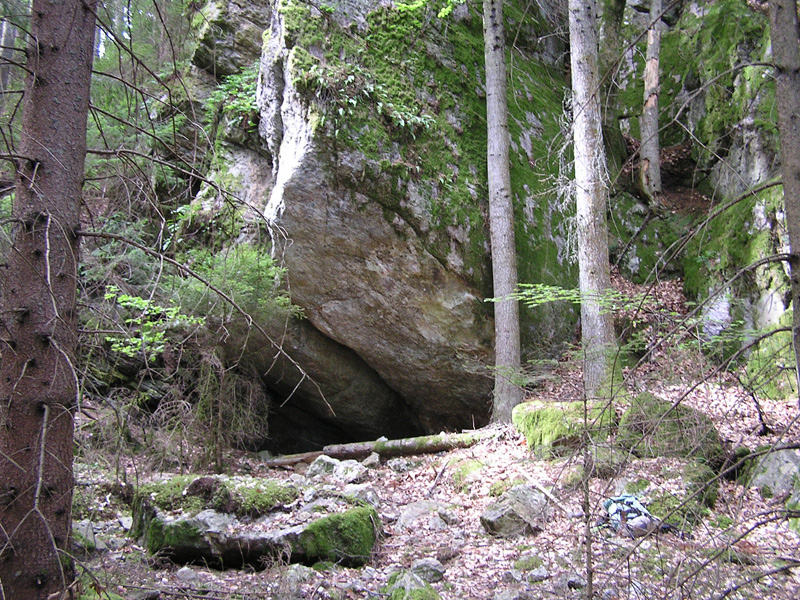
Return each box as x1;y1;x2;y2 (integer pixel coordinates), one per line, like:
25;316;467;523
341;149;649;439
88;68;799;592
617;393;724;467
297;505;380;566
132;474;298;526
512;400;614;457
382;570;441;600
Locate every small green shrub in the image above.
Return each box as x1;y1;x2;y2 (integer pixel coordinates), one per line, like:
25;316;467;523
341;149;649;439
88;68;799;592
103;285;205;361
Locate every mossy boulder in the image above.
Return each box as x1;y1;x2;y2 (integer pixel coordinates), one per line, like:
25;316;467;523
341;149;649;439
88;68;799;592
297;506;380;567
617;393;724;467
512;400;615;457
130;474;300;565
382;570;441;600
131;475;298;526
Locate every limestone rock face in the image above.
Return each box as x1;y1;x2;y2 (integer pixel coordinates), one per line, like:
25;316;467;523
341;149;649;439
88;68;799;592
252;1;495;434
192;0;273;78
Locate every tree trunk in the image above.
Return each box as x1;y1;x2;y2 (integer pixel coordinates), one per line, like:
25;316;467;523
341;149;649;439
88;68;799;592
0;1;96;598
769;0;800;408
638;0;662;203
569;0;616;397
262;430;497;467
483;0;523;422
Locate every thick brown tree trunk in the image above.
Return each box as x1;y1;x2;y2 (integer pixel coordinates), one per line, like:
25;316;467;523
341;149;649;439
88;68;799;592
569;0;616;397
0;1;96;598
769;0;800;408
483;0;523;422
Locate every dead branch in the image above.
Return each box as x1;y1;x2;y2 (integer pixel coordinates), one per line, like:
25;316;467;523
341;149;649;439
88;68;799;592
262;430;497;467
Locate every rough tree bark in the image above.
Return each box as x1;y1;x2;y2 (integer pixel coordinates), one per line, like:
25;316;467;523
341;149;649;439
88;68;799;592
569;0;616;397
638;0;663;203
0;1;96;598
769;0;800;408
483;0;523;422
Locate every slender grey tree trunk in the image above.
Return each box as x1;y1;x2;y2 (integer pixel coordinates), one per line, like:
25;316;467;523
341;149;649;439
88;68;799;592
483;0;523;422
639;0;662;203
0;1;96;598
569;0;616;397
769;0;800;408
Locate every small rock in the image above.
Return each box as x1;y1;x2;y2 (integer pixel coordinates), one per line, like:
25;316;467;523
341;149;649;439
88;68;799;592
411;557;445;582
73;520;107;552
257;449;273;460
480;485;550;537
176;566;198;582
280;563;317;596
383;570;440;600
397;500;450;530
361;452;381;468
493;587;536;600
502;569;523;583
564;574;587;590
306;455;340;478
386;458;416;473
332;459;368;483
527;566;549;583
343;483;381;507
118;515;133;531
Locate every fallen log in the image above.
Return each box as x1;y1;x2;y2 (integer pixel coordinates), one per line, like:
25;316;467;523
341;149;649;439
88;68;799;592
261;430;497;468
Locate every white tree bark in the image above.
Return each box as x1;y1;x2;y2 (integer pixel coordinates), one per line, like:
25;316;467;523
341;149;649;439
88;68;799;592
483;0;523;421
639;0;663;202
569;0;616;397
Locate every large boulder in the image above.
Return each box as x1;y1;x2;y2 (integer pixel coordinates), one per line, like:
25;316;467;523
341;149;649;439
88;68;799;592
512;400;615;457
617;393;724;467
131;475;380;567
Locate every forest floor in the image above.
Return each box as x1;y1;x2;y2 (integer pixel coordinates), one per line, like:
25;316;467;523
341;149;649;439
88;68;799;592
76;372;800;600
75;281;800;600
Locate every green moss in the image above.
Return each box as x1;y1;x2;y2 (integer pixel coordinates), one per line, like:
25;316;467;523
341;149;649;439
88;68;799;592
298;506;380;566
514;554;543;571
450;459;485;493
275;0;577;343
625;477;651;495
617;393;724;467
134;475;297;521
744;310;796;401
137;476;196;513
512;400;614;457
233;479;299;516
383;571;441;600
647;490;708;533
713;515;734;529
489;477;525;497
143;515;204;555
684;461;719;508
